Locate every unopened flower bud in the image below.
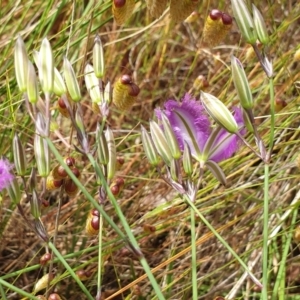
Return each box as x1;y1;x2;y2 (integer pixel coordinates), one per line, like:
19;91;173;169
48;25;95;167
201;91;238;134
231;55;253;110
85;64;101;104
93;35;105;79
39;38;54;93
141;125;159;166
252;4;269;45
149;121;173;166
30;189;41;219
14;36;29;92
6;178;21;204
53;68;67;96
27;60;39;104
105;127;116;180
13;133;27;176
63;57;81;102
231;0;257;44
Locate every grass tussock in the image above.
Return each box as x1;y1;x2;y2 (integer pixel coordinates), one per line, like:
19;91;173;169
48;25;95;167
0;0;300;299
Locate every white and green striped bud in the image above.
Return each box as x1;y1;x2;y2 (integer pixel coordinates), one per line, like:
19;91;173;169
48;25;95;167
34;114;50;177
160;113;181;159
231;56;253;110
149;120;173;166
93;35;105;79
63;57;81;102
141;125;159;166
7;178;21;204
53;68;67;96
84;64;101;103
170;159;179;182
201;91;238;134
14;36;29;92
105;127;116;180
13;133;27;176
39;38;54;93
103;80;112;105
30;189;41;219
231;0;257;44
183;142;193;176
252;4;269;45
27;60;39;104
205;160;227;186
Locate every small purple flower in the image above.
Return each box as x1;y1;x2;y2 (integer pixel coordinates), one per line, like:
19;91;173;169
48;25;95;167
0;159;14;191
155;93;245;163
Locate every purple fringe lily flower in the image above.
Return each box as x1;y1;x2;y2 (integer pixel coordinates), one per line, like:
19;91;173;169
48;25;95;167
0;159;15;191
155;93;245;163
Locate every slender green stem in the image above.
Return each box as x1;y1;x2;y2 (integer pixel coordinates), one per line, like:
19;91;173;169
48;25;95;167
190;206;198;300
0;283;7;300
268;77;275;158
97;208;104;299
0;278;39;299
48;242;94;300
184;196;262;288
262;163;269;300
272;204;297;299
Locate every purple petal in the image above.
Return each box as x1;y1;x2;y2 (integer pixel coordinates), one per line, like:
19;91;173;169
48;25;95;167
209;107;245;162
0;159;14;191
156;93;211;157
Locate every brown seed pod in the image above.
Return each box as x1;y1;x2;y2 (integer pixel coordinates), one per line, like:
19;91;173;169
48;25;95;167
85;209;100;236
145;0;168;18
40;252;52;266
275;98;287;112
192;74;209;91
170;0;199;23
64;178;78;197
113;76;140;111
76;269;93;281
71;167;81;178
46;172;63;191
48;294;62;300
52;165;68;180
112;0;135;25
127;83;140;97
120;74;132;85
143;223;156;233
202;9;232;47
64;156;76;167
57;97;70;118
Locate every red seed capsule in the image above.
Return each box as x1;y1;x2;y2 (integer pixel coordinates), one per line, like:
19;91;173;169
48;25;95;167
48;294;62;300
52;165;68;180
114;0;126;8
128;83;140;97
221;13;233;25
40;253;52;266
209;9;222;20
64;156;75;167
120;74;132;85
64;178;78;197
86;209;100;236
71;167;81;178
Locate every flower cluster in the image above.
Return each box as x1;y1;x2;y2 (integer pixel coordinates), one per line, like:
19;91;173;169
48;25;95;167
156;93;245;164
